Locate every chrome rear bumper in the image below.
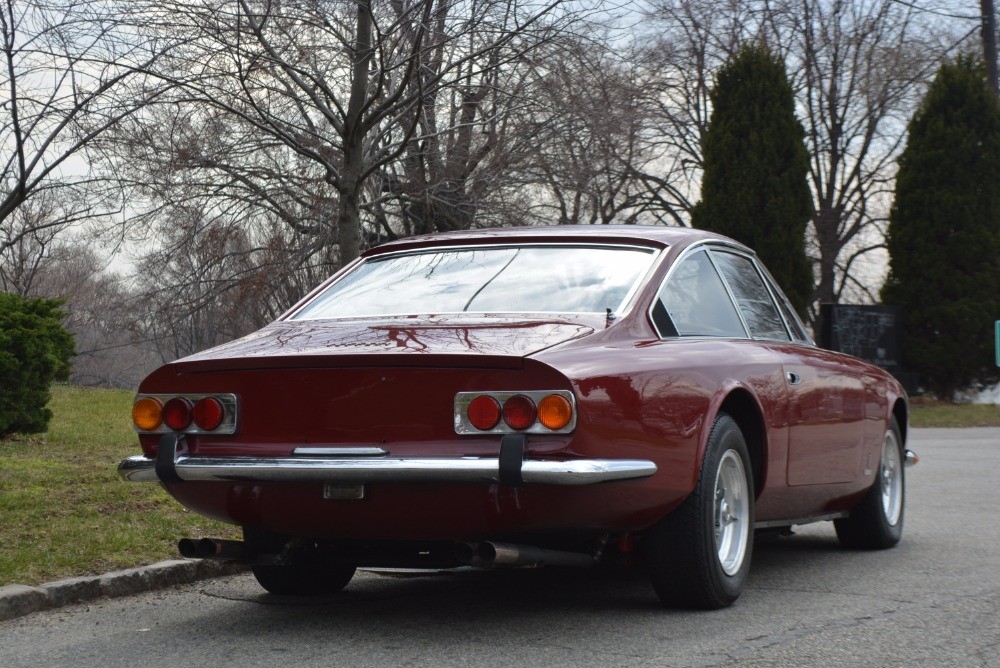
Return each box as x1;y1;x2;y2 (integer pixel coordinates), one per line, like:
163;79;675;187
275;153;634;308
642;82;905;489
118;454;657;486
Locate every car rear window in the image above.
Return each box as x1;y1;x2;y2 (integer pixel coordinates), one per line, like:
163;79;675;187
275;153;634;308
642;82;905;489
291;245;657;319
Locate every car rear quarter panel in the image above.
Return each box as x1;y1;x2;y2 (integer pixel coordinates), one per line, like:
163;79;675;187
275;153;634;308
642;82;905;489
538;337;789;513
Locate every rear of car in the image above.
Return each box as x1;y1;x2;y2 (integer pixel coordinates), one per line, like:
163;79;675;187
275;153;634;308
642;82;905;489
120;236;670;583
127;347;665;539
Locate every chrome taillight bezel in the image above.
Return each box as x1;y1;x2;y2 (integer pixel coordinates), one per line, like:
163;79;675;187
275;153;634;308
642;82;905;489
454;390;577;435
132;393;239;435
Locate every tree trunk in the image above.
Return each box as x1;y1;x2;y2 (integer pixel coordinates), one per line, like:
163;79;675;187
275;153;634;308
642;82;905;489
337;165;363;265
337;0;374;265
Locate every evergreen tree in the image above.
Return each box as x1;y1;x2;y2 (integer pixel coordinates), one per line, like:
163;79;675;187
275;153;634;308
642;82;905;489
692;44;814;315
0;293;75;437
882;57;1000;398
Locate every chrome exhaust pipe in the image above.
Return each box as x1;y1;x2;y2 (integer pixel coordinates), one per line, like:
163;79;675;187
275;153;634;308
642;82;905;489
178;538;250;561
454;542;483;566
477;541;595;569
178;538;200;559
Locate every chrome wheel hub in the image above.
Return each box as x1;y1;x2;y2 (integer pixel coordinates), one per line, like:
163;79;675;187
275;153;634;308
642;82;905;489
880;431;903;526
714;449;749;576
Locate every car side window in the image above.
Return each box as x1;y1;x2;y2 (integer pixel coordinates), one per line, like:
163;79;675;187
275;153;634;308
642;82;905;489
772;283;810;342
711;252;790;341
656;250;746;337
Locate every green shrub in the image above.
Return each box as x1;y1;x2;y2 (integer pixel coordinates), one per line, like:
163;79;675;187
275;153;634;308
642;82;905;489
0;293;75;437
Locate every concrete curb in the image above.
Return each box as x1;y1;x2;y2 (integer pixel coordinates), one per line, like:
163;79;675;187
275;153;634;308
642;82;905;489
0;559;249;623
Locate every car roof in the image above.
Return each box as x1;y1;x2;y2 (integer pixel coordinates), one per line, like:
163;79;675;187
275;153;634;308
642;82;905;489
363;225;747;258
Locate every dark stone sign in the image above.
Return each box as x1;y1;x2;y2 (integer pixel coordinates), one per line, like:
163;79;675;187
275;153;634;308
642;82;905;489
818;304;902;371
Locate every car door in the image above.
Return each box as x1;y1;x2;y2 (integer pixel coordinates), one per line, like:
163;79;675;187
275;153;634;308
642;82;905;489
710;250;865;486
774;346;867;485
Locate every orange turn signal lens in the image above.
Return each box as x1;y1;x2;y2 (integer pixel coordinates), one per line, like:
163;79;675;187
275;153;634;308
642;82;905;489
132;397;163;431
538;394;573;430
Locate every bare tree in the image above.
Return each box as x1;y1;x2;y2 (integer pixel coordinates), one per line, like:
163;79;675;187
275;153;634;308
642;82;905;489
82;0;624;360
24;245;153;388
0;0;166;260
130;204;281;362
371;14;542;237
788;0;945;315
122;0;574;267
100;99;340;300
645;0;955;320
0;194;61;296
512;35;672;226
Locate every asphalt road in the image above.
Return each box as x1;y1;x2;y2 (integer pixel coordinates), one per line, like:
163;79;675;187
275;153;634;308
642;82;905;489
1;427;998;667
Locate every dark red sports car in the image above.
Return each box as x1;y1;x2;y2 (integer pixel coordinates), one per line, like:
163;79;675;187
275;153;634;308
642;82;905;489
120;226;914;608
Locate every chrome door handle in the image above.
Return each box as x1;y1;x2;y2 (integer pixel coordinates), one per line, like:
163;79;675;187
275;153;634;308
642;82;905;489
786;371;801;385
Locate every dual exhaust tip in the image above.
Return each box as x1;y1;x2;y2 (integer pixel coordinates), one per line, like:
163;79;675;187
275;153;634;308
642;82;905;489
178;537;248;561
456;541;595;569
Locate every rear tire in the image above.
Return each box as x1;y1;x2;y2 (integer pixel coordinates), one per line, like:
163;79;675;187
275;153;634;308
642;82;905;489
835;417;905;550
244;526;356;596
644;413;754;609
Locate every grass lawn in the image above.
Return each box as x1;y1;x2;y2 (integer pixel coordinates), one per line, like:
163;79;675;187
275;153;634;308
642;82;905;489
908;398;1000;428
0;385;238;586
1;385;997;587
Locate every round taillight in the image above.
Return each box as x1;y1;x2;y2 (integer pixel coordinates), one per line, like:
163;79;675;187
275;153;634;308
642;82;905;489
162;397;193;431
538;394;573;430
502;395;537;431
193;397;224;431
132;397;163;431
467;395;501;431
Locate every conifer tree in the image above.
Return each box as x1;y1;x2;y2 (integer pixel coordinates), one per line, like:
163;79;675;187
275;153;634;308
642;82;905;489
692;44;814;315
0;293;74;437
882;57;1000;398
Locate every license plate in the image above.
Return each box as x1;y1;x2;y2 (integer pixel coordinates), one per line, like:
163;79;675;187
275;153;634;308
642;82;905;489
323;483;365;500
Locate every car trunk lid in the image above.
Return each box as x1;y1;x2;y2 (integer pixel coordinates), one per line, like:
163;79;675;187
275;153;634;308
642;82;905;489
171;317;596;374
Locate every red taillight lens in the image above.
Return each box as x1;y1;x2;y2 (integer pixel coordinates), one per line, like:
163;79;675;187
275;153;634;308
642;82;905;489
538;394;573;430
193;397;224;431
162;397;193;431
467;395;501;430
502;395;537;430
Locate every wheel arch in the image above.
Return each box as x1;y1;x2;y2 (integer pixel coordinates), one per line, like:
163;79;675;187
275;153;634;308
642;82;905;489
712;387;768;499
